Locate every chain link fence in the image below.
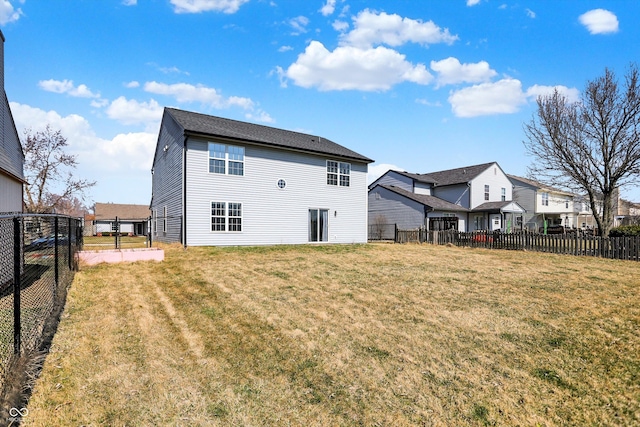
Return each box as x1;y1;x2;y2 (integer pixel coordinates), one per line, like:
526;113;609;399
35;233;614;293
0;214;82;412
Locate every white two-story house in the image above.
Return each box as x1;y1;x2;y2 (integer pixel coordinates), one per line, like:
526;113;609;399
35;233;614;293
369;162;524;232
150;108;373;246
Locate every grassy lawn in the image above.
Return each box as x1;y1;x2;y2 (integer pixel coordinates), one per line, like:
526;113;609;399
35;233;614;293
22;244;640;426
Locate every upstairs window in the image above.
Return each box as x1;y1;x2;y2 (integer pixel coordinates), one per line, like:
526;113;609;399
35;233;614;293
542;192;549;206
327;160;350;187
209;143;244;176
484;185;490;201
501;187;506;202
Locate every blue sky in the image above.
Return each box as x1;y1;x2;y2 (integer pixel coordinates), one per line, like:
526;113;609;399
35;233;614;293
2;0;639;205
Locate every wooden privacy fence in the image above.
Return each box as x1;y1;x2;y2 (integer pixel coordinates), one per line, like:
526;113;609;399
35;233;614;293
395;228;640;261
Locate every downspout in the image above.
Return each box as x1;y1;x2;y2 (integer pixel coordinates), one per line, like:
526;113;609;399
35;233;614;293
182;135;188;248
467;181;472;232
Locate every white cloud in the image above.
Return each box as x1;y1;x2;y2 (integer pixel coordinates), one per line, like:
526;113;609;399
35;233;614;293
105;96;164;129
288;16;309;35
90;99;110;108
9;102;157;174
245;110;274;124
320;0;336;17
466;0;481;6
579;9;619;35
430;57;497;88
341;9;458;48
144;81;255;109
525;8;535;19
125;81;141;88
122;0;137;5
415;98;442;107
278;45;293;53
0;0;22;24
448;78;527;117
38;79;101;98
159;65;190;75
284;41;432;91
526;84;580;103
170;0;249;14
368;163;402;185
332;20;349;32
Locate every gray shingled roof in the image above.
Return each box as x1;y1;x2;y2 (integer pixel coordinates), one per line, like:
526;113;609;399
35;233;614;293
380;185;469;212
427;162;496;186
165;108;373;163
95;203;150;220
508;174;574;196
392;170;438;185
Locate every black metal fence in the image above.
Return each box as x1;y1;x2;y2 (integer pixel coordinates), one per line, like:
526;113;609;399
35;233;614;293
395;228;640;261
368;223;397;241
0;214;82;403
83;216;151;250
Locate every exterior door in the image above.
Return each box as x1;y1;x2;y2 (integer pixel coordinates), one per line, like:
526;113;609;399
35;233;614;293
309;209;329;242
490;214;501;231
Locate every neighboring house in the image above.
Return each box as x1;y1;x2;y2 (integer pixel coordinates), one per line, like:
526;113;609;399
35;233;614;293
150;107;373;246
573;195;598;230
369;162;524;232
93;203;150;236
509;175;577;231
614;195;640;227
0;31;25;213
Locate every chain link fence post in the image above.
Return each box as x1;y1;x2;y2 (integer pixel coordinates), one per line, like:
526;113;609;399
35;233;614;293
12;217;21;355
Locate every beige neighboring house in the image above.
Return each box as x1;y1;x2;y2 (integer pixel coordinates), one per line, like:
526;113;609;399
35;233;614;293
615;196;640;226
509;175;578;231
92;203;150;236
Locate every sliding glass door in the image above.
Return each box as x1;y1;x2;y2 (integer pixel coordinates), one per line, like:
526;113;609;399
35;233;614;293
309;209;329;242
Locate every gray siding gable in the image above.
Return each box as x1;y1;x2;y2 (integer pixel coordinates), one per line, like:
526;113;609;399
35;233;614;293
369;170;414;192
368;185;425;229
0;90;24;183
150;112;184;243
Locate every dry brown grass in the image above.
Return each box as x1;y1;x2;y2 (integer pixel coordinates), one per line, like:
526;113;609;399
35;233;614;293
21;243;640;426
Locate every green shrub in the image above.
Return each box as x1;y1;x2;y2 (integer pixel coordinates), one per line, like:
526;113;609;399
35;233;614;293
609;225;640;237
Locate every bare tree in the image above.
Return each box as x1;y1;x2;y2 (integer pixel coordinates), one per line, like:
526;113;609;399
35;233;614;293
523;64;640;236
22;125;96;213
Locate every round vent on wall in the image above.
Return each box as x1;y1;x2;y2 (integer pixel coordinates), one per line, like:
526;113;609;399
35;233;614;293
277;179;286;189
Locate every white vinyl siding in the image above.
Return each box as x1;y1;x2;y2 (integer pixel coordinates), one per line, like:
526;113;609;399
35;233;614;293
0;173;22;213
186;139;368;246
469;164;513;209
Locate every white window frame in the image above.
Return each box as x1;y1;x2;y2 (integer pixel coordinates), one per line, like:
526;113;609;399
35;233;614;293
163;206;167;233
501;187;506;202
211;201;242;232
327;160;350;187
484;185;490;201
153;209;158;235
208;142;244;176
541;192;549;206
